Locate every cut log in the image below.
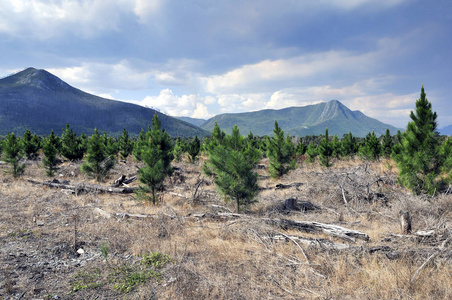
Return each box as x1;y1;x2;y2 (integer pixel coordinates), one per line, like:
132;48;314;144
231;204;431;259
111;175;126;187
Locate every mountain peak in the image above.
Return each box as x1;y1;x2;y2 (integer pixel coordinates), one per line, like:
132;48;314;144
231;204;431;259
9;67;71;91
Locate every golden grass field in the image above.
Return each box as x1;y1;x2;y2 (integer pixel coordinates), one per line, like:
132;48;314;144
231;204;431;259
0;155;451;299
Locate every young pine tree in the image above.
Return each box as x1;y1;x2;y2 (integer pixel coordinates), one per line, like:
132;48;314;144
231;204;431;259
204;125;259;213
137;113;174;204
359;131;381;160
332;134;343;159
22;129;40;160
188;135;201;163
2;133;26;178
133;128;147;161
318;127;334;167
381;128;394;158
42;130;60;177
392;86;442;195
266;121;295;178
172;137;184;162
306;142;318;163
342;131;358;156
81;129;116;181
61;123;84;161
118;127;133;160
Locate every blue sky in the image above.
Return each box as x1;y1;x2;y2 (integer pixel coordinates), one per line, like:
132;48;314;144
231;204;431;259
1;0;451;128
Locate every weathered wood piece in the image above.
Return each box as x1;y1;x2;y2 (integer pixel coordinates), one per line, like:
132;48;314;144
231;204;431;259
266;218;370;242
28;179;137;194
275;182;303;189
269;234;351;250
111;175;126;187
399;210;412;234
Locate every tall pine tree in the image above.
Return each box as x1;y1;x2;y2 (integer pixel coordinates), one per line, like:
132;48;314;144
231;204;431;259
392;86;442;195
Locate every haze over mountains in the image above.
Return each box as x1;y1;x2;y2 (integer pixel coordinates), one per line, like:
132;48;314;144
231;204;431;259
0;68;411;138
0;68;208;137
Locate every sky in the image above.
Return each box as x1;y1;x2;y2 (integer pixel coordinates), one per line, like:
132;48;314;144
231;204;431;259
1;0;451;129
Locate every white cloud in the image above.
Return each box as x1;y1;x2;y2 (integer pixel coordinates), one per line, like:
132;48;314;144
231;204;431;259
139;89;214;119
203;50;380;94
0;0;163;39
48;61;153;93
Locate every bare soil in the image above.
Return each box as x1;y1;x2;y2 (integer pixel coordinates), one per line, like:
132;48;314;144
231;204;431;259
0;156;451;299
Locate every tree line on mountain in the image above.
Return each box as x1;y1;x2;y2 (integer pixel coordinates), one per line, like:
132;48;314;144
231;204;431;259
0;87;451;212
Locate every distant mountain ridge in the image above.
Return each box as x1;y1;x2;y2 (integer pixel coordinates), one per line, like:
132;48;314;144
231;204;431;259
0;68;209;137
200;100;402;137
175;116;206;127
439;125;452;136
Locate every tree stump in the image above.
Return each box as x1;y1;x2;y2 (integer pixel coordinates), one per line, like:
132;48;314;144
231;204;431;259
399;210;412;234
285;198;297;210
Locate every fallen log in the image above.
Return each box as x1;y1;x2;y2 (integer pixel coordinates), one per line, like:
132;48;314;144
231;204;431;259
28;179;138;194
276;182;303;189
266;218;370;242
269;234;351;250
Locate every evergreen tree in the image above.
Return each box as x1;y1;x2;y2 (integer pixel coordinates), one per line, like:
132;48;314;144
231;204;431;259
266;121;295;178
382;129;394;158
318;127;333;167
118;127;133;160
173;137;184;162
137;113;174;204
22;129;40;160
392;86;442;195
81;129;115;181
102;132;118;157
440;137;452;182
204;125;259;213
42;130;60;177
205;122;226;153
331;134;343;159
2;133;26;177
61;123;84;161
133;128;147;161
296;141;307;156
306;142;318;163
359;131;381;160
187;135;201;163
342;132;358;156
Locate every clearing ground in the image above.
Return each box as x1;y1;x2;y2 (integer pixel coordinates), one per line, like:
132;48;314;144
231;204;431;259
0;156;451;299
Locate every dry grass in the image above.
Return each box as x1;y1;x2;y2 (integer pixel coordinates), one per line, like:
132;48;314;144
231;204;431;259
0;155;451;299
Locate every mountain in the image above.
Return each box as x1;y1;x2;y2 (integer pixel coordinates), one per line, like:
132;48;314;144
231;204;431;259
175;116;206;127
200;100;402;137
0;68;209;137
439;125;452;136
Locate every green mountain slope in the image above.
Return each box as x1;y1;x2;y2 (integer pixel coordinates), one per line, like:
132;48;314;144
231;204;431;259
175;116;206;127
0;68;209;137
201;100;402;137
